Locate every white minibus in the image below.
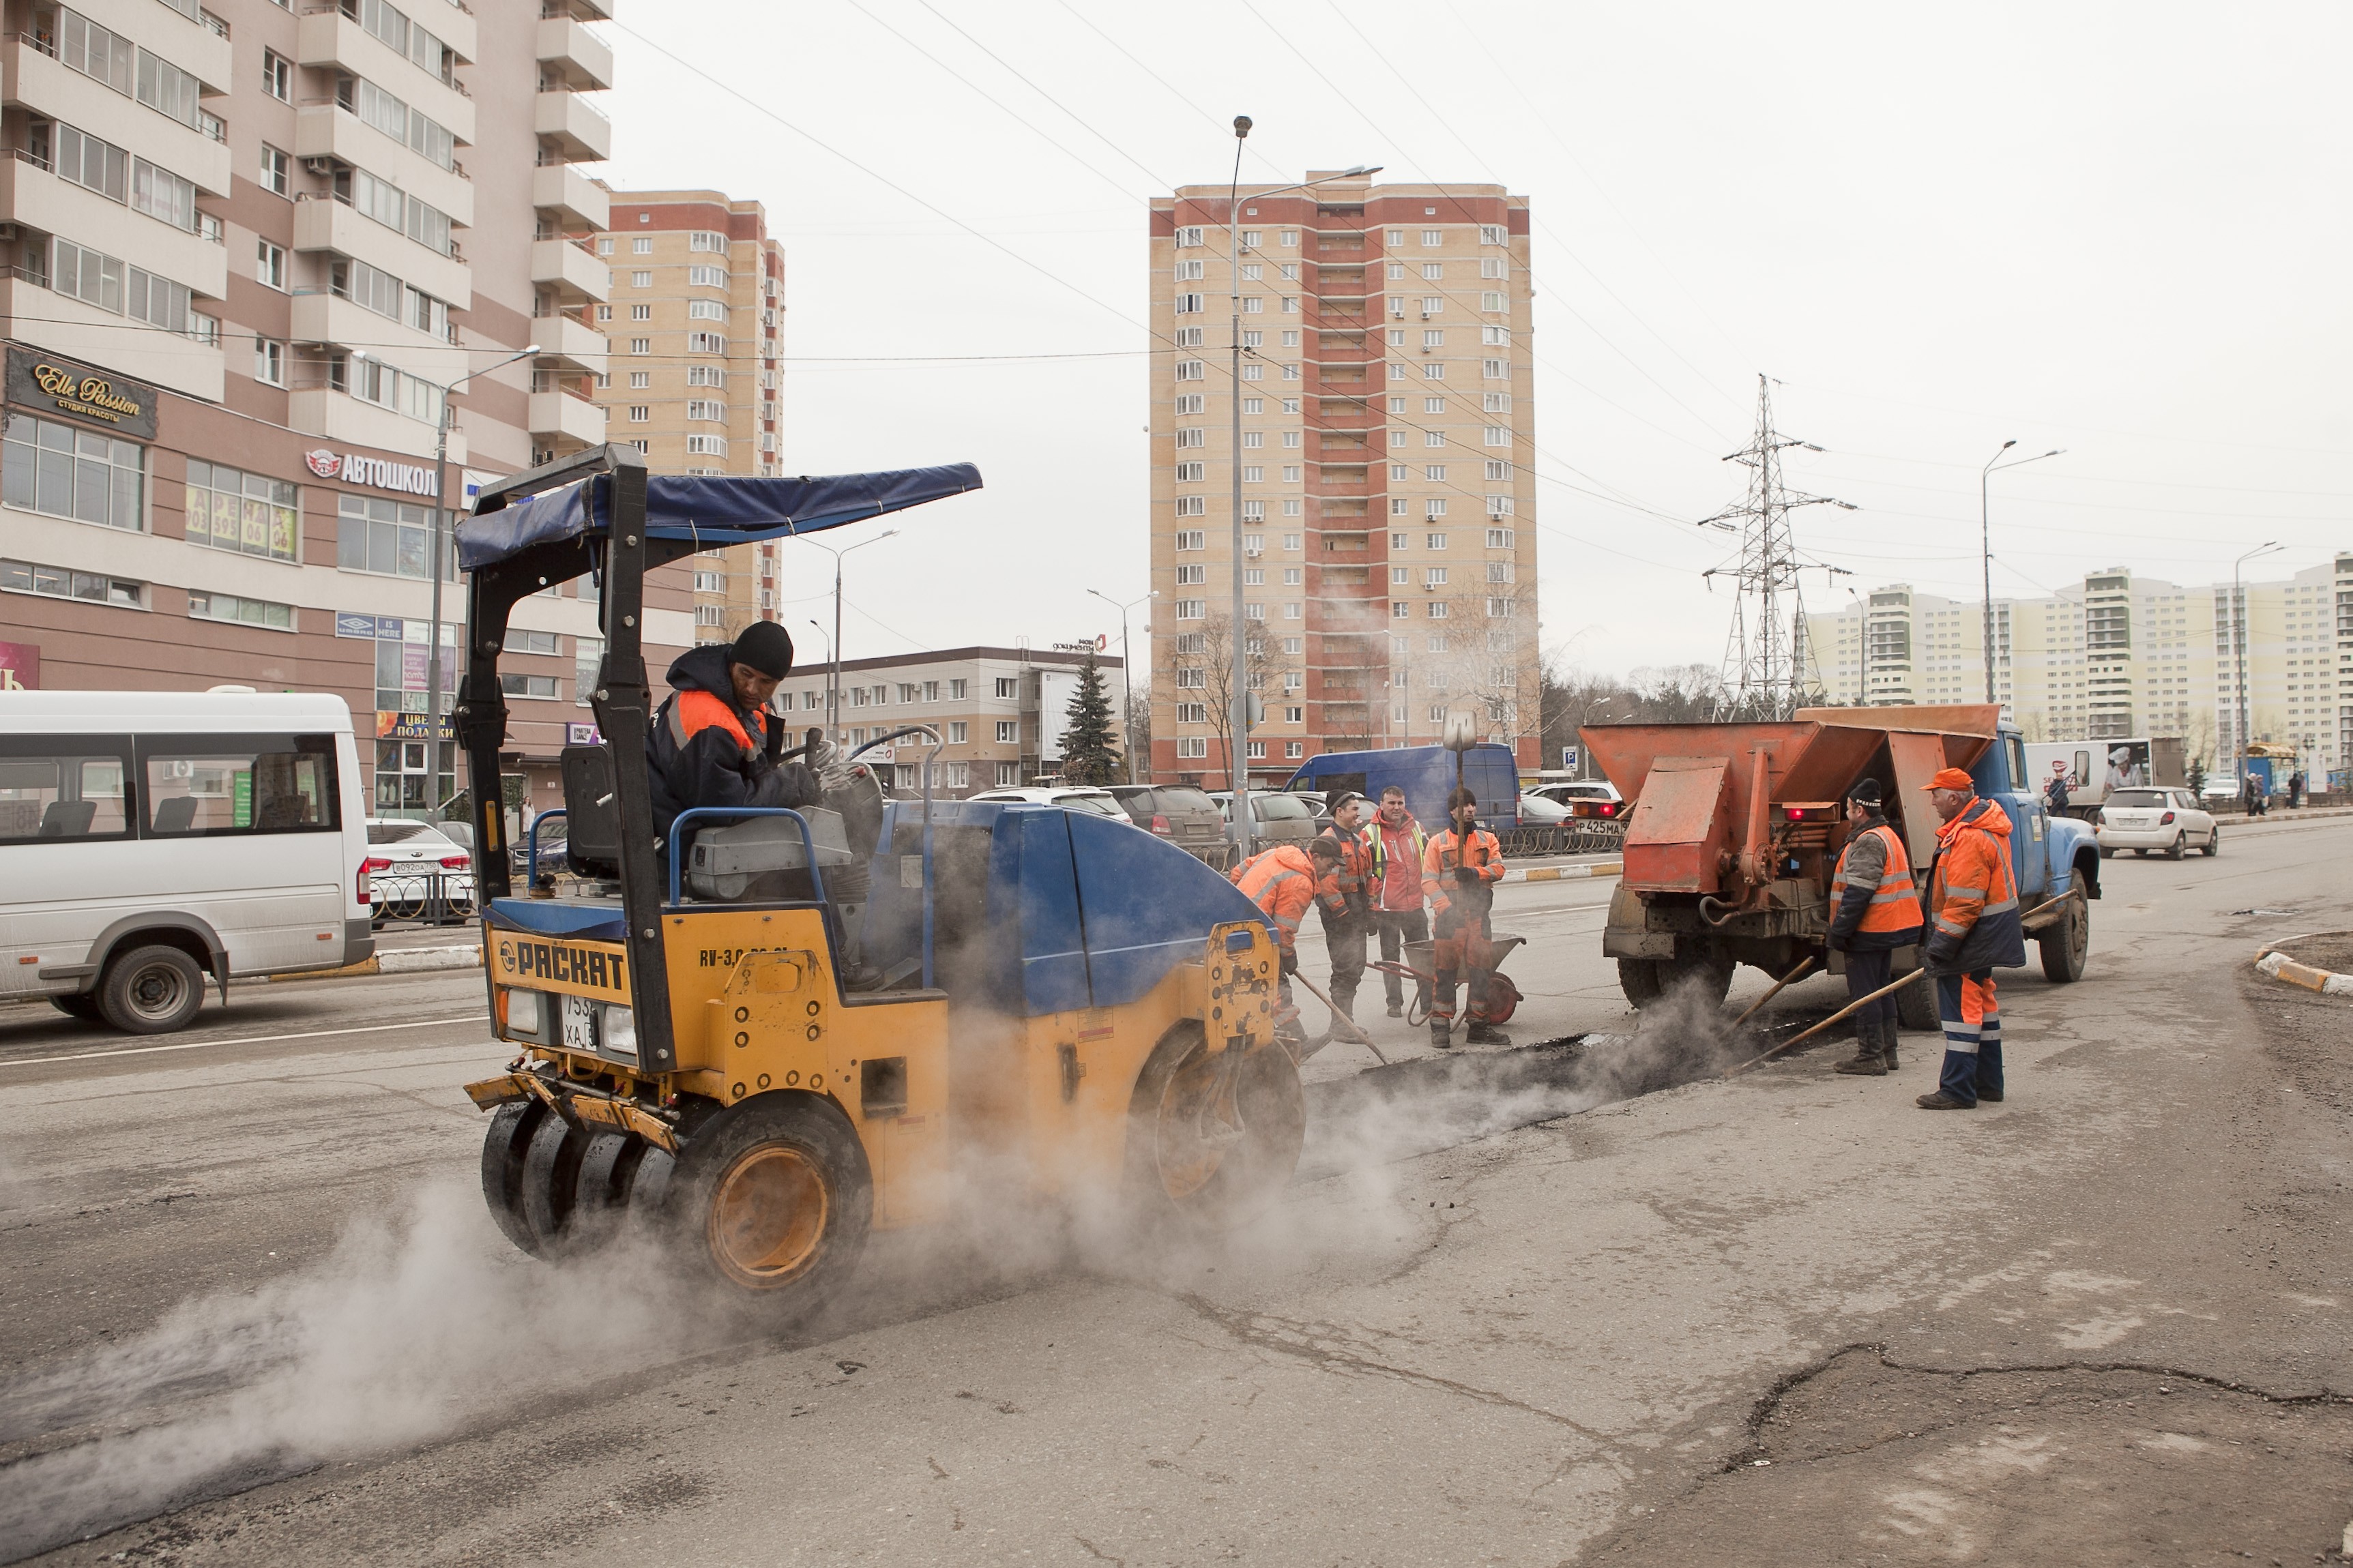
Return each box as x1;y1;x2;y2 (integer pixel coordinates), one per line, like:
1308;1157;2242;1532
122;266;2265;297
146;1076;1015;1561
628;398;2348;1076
0;690;374;1033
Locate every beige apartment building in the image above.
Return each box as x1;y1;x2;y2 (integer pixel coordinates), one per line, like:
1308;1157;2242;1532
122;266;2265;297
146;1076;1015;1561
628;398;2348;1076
1145;173;1540;788
770;647;1127;795
588;188;785;647
1807;552;2353;779
0;0;690;819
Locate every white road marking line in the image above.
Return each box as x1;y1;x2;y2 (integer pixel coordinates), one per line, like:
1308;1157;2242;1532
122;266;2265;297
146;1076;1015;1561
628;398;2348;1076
0;1016;487;1069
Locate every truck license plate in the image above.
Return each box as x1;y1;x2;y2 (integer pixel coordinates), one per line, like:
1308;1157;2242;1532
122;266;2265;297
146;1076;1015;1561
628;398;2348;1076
560;993;598;1052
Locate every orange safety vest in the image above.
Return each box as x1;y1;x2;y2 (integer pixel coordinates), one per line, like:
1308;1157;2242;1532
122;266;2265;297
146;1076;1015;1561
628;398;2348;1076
1233;843;1317;947
670;687;768;758
1830;822;1920;934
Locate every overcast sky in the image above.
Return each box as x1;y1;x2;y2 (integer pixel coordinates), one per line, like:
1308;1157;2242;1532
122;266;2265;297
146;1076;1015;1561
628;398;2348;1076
596;1;2351;675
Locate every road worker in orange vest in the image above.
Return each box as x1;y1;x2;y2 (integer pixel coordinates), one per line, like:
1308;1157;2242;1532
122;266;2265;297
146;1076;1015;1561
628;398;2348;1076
647;621;833;846
1824;777;1923;1076
1916;765;2026;1110
1422;786;1507;1048
1231;838;1329;1012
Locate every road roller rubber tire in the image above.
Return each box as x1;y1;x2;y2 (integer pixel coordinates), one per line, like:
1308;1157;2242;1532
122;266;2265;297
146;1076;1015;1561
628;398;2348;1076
481;1099;550;1257
660;1093;872;1311
520;1112;594;1256
1126;1021;1306;1235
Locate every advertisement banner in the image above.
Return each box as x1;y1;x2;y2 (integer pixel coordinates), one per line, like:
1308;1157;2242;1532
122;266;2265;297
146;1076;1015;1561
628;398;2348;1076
5;347;158;440
376;711;454;742
0;639;37;690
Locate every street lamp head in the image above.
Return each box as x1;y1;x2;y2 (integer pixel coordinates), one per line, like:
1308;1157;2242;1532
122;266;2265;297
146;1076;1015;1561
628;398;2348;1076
1233;115;1253;138
2002;439;2017;451
1339;164;1383;177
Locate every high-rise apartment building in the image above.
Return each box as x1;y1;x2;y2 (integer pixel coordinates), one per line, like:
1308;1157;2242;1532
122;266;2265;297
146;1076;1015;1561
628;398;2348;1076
0;0;693;818
1145;174;1538;787
1808;552;2353;777
589;188;785;646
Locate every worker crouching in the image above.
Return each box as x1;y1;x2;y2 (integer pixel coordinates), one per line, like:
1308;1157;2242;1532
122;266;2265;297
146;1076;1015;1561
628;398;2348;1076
1422;787;1508;1048
1826;778;1921;1076
1916;767;2026;1110
1233;838;1327;1026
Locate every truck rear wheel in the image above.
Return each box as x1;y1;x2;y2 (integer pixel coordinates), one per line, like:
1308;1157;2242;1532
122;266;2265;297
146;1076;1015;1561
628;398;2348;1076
2038;893;2089;983
1128;1022;1304;1233
664;1093;873;1310
1617;952;1734;1010
1616;958;1665;1008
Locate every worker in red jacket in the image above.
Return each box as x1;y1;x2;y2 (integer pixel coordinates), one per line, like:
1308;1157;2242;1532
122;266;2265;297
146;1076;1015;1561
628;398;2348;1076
1366;785;1430;1017
1916;766;2026;1110
1421;786;1506;1048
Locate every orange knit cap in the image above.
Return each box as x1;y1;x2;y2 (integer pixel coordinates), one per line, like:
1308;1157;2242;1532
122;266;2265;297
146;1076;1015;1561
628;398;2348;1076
1923;767;1974;791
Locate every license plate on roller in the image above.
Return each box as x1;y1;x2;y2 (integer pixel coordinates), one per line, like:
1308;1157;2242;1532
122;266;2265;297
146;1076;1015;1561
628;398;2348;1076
560;993;598;1052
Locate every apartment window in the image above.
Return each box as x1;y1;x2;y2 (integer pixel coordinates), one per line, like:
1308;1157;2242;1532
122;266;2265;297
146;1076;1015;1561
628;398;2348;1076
263;49;292;101
1482;359;1508;379
944;720;967;744
1174;496;1206;518
633;236;654;254
688;364;726;388
688;400;725;421
630;338;651;355
1422;363;1445;380
1483;426;1510;447
335;494;454;582
686;230;729;253
1174;394;1205;415
186;590;293;631
685;434;728;456
630;270;652;288
3;414;143;531
1481;292;1506;313
1424;466;1448;484
1427;532;1448;550
628;371;650;389
1177;293;1206;315
1175;668;1204;689
1174;529;1205;551
688;264;727;288
1482;392;1512;414
257;240;287;291
185;462;297;562
1425;567;1449;587
626;303;652;323
1421;229;1443;246
1427;602;1449;619
1242;499;1265;520
993;677;1019;700
1175;360;1204;381
1485;496;1515;518
253;337;287;387
1175;737;1208;759
1175;226;1203;247
1482;326;1511;346
254;143;291;198
1278;231;1298;248
1175;428;1205;449
596;237;615;256
995;720;1019;743
1487;597;1516;619
1176;703;1207;724
950;679;968;699
0;557;142;608
1176;461;1205;483
501;629;560;657
693;606;723;627
1389;497;1409;515
1175;564;1205;586
1487;562;1515;583
690;569;723;593
687;299;727;323
688;331;727;354
1479;224;1507;245
1283;500;1302;516
1175;600;1205;620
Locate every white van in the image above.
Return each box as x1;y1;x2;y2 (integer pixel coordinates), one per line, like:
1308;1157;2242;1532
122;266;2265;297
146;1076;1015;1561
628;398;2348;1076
0;691;374;1033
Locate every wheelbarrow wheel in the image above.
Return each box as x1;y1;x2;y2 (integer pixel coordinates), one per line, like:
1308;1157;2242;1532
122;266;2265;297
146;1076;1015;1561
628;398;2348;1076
1483;971;1522;1025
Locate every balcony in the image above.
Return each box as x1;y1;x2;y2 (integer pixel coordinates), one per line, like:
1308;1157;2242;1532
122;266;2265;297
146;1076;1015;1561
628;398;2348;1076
289;293;469;386
531;312;608;375
529;236;609;301
529;388;605;449
530;161;608;229
534;89;611;162
547;0;615;20
536;17;613;90
292;194;472;307
0;153;229;300
296;12;476;145
287;387;459;461
2;38;233;194
294;104;473;223
0;276;223;400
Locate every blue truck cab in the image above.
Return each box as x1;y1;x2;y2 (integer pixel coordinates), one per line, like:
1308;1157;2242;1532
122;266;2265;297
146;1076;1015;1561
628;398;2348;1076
1282;743;1521;831
1969;721;2102;979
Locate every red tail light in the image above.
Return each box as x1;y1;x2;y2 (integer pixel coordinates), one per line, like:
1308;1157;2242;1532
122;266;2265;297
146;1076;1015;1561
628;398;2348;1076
439;853;471;870
1600;802;1617;817
1150;814;1172;835
359;856;391;903
2159;811;2176;825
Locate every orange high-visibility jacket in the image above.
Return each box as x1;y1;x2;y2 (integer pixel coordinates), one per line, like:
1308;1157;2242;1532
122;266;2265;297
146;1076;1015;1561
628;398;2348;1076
1314;825;1373;919
1830;823;1921;935
1232;843;1317;949
1925;796;2025;971
1422;825;1504;914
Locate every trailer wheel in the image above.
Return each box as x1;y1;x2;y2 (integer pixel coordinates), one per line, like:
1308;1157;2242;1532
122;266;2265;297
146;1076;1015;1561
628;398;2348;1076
2038;893;2089;983
1128;1022;1304;1232
662;1094;872;1307
97;944;207;1034
1895;972;1939;1033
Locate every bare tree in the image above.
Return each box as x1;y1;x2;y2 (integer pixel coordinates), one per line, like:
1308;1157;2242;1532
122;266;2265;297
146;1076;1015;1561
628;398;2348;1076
1172;612;1296;777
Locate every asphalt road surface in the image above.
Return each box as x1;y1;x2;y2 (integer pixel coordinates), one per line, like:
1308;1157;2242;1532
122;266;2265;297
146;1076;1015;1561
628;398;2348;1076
3;816;2349;1565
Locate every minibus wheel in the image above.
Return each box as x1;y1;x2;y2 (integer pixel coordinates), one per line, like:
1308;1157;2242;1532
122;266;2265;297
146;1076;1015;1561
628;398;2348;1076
97;945;207;1034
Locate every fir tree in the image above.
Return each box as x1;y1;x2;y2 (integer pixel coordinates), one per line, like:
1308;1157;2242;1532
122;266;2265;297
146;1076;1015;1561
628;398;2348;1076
1061;653;1123;785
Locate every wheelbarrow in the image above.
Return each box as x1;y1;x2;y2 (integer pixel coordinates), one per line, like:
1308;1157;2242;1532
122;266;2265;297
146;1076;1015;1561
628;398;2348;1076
1366;932;1528;1037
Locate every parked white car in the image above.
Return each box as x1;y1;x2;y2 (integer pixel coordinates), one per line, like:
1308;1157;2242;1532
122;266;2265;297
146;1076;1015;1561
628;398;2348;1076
1516;792;1572;825
364;818;477;923
966;787;1131;820
2094;787;2219;859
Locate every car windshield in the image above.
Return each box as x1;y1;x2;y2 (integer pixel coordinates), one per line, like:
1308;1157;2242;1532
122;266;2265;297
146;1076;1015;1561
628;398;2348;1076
2106;790;2168;808
368;821;434;845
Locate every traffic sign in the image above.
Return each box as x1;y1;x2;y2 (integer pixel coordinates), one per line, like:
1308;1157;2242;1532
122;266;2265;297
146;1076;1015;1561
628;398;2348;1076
1561;745;1580;771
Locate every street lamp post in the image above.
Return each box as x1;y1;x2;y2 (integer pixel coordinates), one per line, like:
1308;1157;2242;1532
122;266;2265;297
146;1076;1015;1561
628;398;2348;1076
2233;540;2283;795
795;529;898;745
1218;121;1380;859
398;340;536;819
1087;587;1156;783
1979;441;2064;705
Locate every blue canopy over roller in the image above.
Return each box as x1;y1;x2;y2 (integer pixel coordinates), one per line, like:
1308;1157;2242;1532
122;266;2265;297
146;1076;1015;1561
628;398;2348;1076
458;462;984;572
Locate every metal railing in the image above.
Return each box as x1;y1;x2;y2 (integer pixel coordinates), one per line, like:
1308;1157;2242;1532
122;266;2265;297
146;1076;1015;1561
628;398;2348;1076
370;870;475;926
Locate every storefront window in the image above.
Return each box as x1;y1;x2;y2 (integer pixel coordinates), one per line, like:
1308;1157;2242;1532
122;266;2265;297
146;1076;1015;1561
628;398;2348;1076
185;460;298;562
336;494;455;580
1;413;143;529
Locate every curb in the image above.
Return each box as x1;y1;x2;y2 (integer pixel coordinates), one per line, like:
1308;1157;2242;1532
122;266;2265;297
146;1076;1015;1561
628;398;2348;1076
2253;932;2353;999
269;944;482;982
1504;859;1622;885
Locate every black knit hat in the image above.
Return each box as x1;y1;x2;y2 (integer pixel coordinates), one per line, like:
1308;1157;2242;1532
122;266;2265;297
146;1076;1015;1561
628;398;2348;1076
731;620;795;679
1847;778;1883;807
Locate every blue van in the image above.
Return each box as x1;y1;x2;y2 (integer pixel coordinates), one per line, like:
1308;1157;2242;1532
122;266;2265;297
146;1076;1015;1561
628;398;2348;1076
1282;745;1521;831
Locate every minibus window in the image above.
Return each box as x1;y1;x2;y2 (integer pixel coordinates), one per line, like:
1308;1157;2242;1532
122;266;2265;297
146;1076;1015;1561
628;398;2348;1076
0;740;133;842
139;733;340;835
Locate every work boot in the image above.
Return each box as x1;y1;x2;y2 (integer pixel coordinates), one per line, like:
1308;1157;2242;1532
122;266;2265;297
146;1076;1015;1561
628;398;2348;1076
1429;1017;1455;1050
1881;1018;1901;1072
1465;1020;1511;1046
1914;1091;1976;1110
1386;1001;1405;1018
1833;1020;1887;1076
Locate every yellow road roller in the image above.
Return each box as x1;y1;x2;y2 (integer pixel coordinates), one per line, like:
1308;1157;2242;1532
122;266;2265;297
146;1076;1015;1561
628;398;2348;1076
452;447;1303;1311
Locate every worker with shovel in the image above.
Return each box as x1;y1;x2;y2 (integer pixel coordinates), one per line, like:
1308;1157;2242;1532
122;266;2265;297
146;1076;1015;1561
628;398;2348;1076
1916;766;2026;1110
1826;778;1921;1076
